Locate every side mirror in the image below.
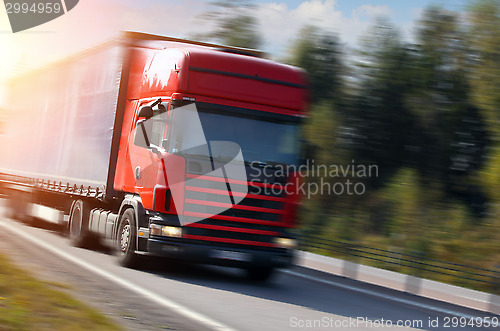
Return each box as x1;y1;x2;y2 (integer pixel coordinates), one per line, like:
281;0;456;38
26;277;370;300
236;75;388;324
157;103;167;114
138;105;154;119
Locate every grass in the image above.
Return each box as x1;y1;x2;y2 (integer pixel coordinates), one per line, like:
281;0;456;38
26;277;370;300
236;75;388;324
0;253;122;331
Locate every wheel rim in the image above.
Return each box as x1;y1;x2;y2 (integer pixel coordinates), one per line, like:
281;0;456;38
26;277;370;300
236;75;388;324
120;220;131;253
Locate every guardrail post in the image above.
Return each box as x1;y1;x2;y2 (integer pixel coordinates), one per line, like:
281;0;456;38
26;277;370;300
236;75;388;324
341;240;360;279
402;251;425;295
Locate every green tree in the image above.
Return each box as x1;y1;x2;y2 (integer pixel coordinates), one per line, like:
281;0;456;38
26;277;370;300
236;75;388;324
193;0;262;49
412;7;484;175
286;26;353;231
287;26;344;104
349;19;419;184
468;0;500;136
412;7;489;215
468;0;500;206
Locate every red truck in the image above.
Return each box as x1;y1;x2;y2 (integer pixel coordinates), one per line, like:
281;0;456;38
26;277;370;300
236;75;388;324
0;32;308;280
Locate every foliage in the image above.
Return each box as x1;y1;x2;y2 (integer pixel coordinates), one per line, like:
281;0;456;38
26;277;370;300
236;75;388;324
469;0;500;211
193;0;262;49
287;26;344;104
468;0;500;136
350;20;420;184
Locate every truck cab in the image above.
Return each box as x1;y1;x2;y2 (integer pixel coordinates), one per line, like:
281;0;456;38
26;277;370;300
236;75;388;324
113;37;308;280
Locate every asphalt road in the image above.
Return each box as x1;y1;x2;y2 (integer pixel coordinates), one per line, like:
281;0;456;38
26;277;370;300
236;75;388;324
0;203;498;331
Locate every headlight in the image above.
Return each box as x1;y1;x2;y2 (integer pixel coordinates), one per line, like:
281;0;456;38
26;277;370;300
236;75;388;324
274;237;297;249
162;226;182;238
150;224;182;238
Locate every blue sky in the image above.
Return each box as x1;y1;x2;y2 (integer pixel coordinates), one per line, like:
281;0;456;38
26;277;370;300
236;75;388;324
254;0;469;14
0;0;474;105
248;0;470;54
282;0;469;11
335;0;469;22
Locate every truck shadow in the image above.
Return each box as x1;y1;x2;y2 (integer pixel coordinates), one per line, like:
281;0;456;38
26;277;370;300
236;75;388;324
135;258;435;328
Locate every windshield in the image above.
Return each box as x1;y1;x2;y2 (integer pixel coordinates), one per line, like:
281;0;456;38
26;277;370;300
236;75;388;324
166;103;301;166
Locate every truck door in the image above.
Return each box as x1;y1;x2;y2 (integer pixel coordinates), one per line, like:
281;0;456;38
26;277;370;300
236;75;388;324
128;100;168;209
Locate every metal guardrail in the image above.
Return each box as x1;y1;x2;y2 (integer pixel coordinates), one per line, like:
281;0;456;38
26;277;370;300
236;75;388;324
298;233;500;293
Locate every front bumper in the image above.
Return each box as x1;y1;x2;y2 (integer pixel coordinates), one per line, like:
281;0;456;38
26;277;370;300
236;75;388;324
147;238;295;268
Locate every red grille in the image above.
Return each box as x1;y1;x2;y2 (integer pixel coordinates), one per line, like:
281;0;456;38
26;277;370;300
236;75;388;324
183;173;285;247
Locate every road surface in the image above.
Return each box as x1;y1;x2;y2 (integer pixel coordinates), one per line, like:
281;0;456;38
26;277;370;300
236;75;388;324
0;203;497;331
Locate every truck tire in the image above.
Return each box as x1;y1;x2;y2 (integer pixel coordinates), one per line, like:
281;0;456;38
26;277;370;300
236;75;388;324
246;266;275;281
68;199;90;247
116;208;139;268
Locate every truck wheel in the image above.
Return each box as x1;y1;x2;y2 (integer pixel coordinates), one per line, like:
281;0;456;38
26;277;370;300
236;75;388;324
68;200;90;247
246;266;275;281
116;208;139;268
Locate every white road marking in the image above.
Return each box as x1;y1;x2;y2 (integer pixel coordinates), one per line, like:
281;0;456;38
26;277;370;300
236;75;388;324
281;269;487;320
0;219;236;331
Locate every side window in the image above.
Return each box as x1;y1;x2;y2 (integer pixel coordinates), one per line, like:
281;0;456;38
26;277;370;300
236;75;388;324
134;101;169;149
150;103;168;147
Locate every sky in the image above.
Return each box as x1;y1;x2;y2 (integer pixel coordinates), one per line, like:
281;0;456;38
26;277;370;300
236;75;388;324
0;0;471;106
